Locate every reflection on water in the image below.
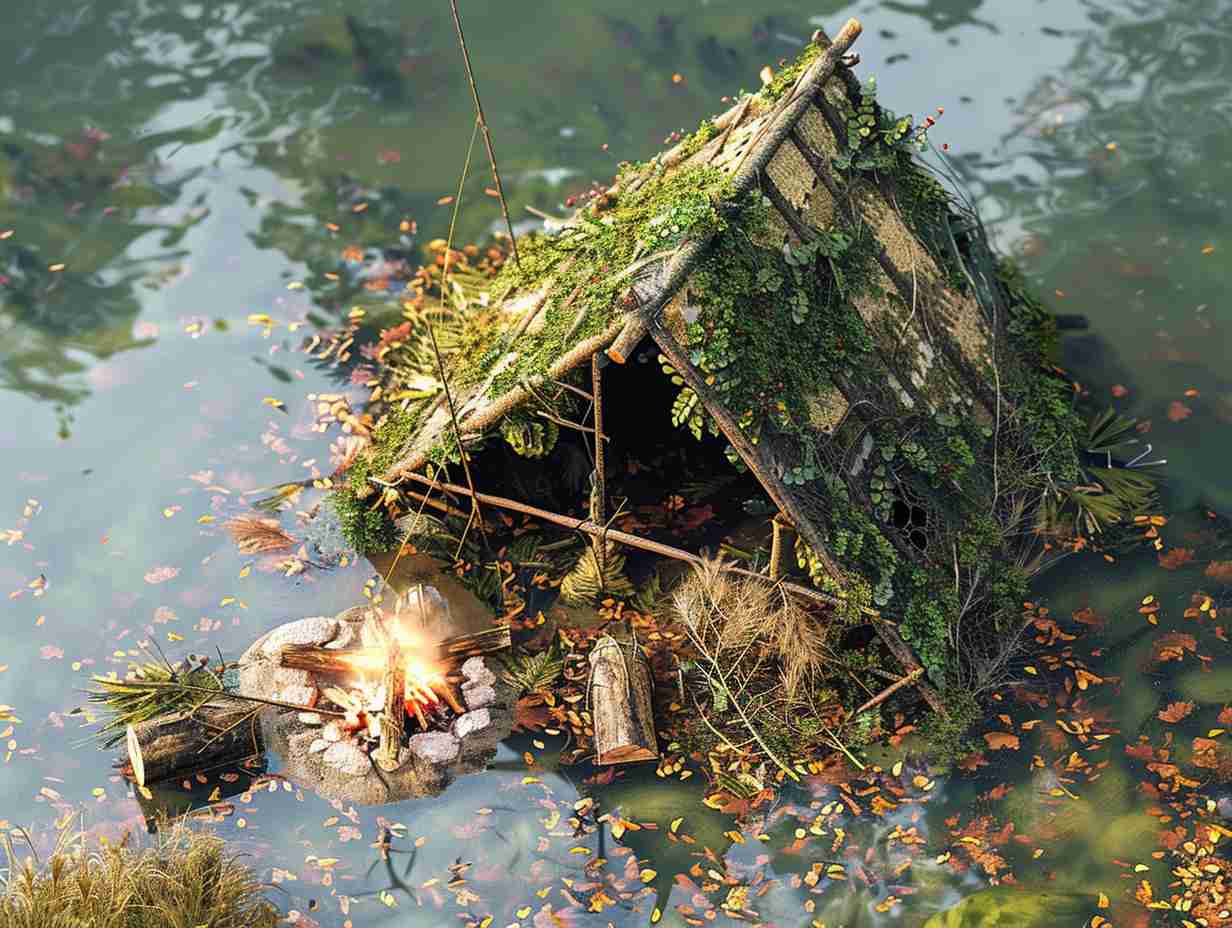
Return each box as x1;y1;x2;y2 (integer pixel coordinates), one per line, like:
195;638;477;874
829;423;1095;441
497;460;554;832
2;0;1232;925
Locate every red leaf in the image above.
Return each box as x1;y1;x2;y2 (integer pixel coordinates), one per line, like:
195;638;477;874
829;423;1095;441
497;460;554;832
1167;401;1192;422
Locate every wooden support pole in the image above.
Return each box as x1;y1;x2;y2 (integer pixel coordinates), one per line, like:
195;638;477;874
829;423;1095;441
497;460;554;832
381;470;852;611
590;353;607;582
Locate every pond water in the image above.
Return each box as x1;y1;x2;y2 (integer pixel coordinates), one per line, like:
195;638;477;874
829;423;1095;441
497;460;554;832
3;0;1232;925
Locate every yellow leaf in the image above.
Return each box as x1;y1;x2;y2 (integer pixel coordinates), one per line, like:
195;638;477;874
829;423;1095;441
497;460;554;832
640;868;657;883
651;907;662;924
1097;892;1109;909
239;565;251;578
197;515;214;524
891;760;903;777
167;632;183;642
670;817;683;834
262;397;286;410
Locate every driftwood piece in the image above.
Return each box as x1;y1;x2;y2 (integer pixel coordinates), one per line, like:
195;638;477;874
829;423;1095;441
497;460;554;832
588;636;659;765
125;702;264;788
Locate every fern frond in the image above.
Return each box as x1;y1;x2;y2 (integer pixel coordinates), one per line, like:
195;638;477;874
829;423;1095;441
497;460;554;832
558;543;634;606
500;643;565;695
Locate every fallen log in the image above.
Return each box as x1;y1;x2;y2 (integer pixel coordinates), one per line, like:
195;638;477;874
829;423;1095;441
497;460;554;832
588;636;659;765
125;702;264;789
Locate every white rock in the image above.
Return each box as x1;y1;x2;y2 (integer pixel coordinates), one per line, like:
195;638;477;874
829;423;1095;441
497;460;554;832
462;683;496;710
409;731;460;766
452;708;491;740
322;721;343;743
309;738;330;754
297;712;323;725
260;616;340;656
461;657;496;688
323;740;370;776
280;684;318;708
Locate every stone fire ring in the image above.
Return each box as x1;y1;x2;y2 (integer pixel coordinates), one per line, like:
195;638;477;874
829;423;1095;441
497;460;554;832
238;613;514;805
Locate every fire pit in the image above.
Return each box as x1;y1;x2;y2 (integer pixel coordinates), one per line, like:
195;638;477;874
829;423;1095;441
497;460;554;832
237;590;514;804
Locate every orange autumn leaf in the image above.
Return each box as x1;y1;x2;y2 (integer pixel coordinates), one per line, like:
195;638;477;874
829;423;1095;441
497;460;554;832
1167;401;1192;422
1205;561;1232;582
1157;701;1194;723
1158;548;1195;570
1072;606;1105;627
1218;706;1232;727
1191;737;1221;769
983;731;1020;751
1150;632;1197;663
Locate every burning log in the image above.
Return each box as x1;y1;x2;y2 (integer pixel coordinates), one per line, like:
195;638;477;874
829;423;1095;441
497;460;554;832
370;615;406;771
587;636;659;765
276;625;512;677
125;702;264;789
431;679;466;715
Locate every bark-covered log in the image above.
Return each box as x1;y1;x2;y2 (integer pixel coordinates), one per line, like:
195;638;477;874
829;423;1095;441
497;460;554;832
125;702;264;788
588;636;659;765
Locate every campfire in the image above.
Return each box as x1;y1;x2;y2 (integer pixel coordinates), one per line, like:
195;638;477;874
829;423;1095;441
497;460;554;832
265;600;513;778
322;619;467;765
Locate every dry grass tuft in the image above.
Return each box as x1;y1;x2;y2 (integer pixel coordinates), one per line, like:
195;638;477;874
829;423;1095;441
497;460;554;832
0;821;281;927
224;515;298;555
672;558;833;701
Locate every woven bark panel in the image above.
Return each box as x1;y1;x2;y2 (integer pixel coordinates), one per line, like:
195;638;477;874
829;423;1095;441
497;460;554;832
700;116;766;177
765;141;816;213
797;107;839;230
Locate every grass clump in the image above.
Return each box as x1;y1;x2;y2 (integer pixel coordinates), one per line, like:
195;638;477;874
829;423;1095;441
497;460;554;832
0;822;281;928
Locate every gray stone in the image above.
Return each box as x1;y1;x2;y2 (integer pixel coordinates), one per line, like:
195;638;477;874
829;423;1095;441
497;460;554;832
452;709;491;740
323;740;370;776
462;683;496;710
260;616;340;656
454;708;506;757
409;731;460;765
461;656;496;688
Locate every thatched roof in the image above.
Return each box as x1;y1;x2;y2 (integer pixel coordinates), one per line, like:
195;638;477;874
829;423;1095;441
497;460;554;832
367;18;1002;573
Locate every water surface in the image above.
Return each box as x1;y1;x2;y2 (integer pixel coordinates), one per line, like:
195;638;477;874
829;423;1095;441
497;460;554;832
3;1;1232;925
